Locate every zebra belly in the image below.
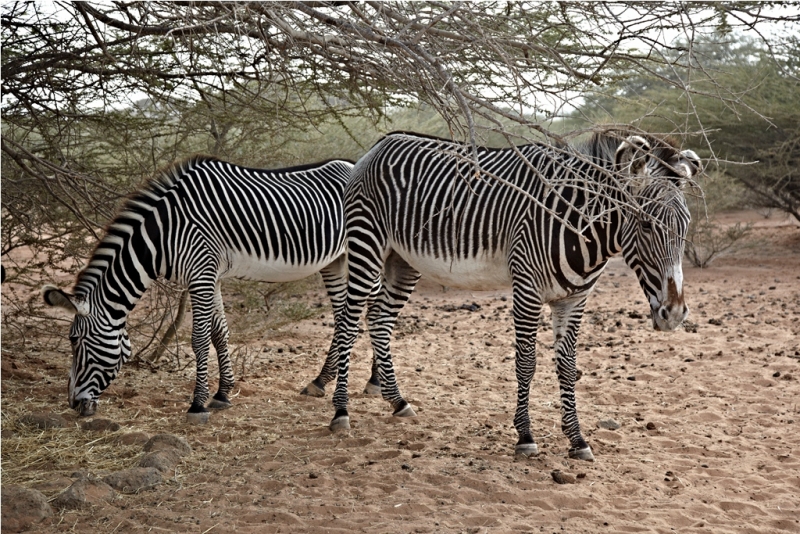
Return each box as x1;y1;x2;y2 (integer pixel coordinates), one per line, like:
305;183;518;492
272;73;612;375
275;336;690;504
221;252;341;283
395;247;512;290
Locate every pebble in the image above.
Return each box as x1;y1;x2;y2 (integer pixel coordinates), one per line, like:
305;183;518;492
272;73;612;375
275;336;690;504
597;419;621;430
102;467;162;494
52;479;116;510
1;485;53;532
80;418;121;432
17;412;67;429
143;433;192;456
646;422;657;430
551;470;576;484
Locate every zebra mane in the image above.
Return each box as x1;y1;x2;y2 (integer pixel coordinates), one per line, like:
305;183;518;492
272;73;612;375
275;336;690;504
570;129;680;164
72;155;218;296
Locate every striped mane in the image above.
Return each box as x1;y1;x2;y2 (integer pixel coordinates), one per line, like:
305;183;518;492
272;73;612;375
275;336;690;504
72;155;217;296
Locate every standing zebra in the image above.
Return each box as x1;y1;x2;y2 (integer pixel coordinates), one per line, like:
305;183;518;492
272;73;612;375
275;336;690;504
328;130;701;460
42;156;383;423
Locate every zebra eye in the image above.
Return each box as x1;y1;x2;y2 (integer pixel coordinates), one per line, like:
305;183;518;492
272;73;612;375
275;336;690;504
641;220;653;232
69;335;79;346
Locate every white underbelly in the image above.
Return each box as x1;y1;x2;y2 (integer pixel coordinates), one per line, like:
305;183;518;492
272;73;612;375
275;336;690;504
396;246;512;290
221;252;340;282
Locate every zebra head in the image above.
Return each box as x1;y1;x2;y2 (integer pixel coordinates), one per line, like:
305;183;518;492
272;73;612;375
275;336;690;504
42;285;131;416
616;136;702;331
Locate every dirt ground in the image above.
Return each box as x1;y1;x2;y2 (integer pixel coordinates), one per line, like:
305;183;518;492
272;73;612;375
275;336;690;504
2;210;799;534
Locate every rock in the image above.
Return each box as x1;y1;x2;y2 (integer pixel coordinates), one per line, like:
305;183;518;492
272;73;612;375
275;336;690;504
102;468;162;494
52;479;116;510
80;418;121;432
117;431;150;446
139;449;182;473
597;419;621;430
31;476;74;495
551;470;576;484
143;434;191;456
1;485;53;532
69;470;90;480
646;421;657;430
17;412;67;429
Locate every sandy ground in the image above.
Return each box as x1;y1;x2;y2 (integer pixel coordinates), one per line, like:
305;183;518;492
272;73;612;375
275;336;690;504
1;210;799;533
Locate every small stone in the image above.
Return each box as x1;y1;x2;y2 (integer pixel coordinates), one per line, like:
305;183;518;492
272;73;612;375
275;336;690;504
773;371;781;378
646;422;657;430
1;485;53;533
52;479;116;510
597;419;621;430
626;376;636;381
143;434;191;456
551;470;576;484
80;418;121;432
576;473;587;479
401;463;413;472
781;374;793;381
138;449;182;473
17;412;67;429
708;318;723;326
117;432;150;446
102;468;162;494
309;473;318;479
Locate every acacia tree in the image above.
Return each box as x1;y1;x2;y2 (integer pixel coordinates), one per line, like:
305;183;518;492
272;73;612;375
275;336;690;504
2;1;798;355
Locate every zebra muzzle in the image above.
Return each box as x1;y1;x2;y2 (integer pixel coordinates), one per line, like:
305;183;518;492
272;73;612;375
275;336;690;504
72;398;98;417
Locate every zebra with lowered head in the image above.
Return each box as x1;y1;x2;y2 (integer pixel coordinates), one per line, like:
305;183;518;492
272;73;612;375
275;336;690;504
42;156;385;423
327;129;701;460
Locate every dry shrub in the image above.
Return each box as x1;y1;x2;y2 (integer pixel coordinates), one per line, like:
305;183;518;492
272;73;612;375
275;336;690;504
684;171;752;268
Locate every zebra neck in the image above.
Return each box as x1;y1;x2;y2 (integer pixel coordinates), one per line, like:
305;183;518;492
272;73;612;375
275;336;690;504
73;222;159;323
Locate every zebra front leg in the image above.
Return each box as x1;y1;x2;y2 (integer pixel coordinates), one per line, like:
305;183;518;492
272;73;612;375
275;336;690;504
186;284;216;424
366;251;420;416
208;285;234;410
550;297;594;461
510;277;544;457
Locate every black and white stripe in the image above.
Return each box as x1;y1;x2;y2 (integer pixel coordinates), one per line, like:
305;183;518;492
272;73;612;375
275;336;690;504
43;156;370;421
328;130;701;460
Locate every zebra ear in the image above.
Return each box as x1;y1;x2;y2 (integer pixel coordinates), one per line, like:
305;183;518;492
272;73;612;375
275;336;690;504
42;285;89;316
615;135;652;194
679;149;702;180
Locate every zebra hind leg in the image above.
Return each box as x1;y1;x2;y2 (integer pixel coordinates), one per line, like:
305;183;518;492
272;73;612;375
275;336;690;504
363;356;382;396
302;256;349;398
362;277;384;396
367;251;421;417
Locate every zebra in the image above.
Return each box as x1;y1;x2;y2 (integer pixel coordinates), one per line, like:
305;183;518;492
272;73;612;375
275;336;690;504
41;156;385;423
326;129;701;460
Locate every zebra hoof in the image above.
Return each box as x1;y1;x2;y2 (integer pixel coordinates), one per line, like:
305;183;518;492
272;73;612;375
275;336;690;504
329;415;350;432
301;382;325;397
186;411;210;425
514;442;539;458
392;404;417;418
568;446;595;461
363;382;381;396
